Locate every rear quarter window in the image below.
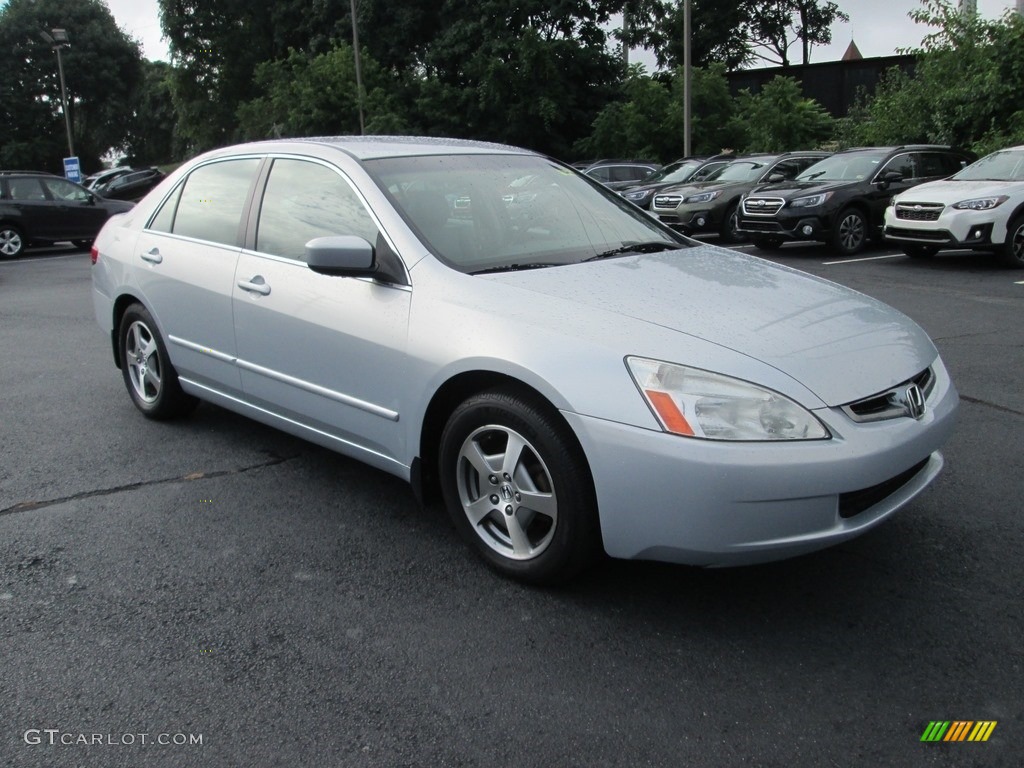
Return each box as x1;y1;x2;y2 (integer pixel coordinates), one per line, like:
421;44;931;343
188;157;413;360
165;158;260;246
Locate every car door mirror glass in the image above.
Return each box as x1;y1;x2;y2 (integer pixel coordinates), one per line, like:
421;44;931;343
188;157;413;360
766;172;785;183
306;235;376;276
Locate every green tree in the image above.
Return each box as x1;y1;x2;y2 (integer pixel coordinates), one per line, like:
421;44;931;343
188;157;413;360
236;45;408;140
729;76;834;152
838;1;1024;154
123;61;177;166
0;0;142;172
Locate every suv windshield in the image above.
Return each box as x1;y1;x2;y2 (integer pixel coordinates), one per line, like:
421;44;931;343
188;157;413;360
953;150;1024;181
365;154;685;273
714;160;774;182
797;152;885;182
645;160;704;185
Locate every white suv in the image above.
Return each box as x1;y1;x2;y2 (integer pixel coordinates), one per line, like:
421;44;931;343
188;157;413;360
884;145;1024;268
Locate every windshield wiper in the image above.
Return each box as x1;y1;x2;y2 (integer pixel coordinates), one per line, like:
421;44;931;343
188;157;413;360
471;262;560;275
799;170;827;181
585;241;681;262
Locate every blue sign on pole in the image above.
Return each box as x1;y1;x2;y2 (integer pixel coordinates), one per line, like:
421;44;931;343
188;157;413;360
63;156;81;184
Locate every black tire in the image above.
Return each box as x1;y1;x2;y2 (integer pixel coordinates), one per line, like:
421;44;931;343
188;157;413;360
752;236;785;251
439;387;601;585
998;215;1024;269
0;224;25;259
118;304;198;419
902;244;939;259
830;208;868;255
718;203;745;244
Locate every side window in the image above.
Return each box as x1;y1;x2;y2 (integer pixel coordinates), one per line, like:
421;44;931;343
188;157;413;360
768;160;801;180
880;153;916;181
41;178;90;202
8;178;46;201
588;167;612;183
171;158;260;246
148;183;183;233
920;152;964;178
255;158;379;262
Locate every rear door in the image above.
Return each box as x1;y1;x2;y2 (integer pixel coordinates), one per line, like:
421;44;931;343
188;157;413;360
133;156;263;394
40;177;108;240
5;177;55;241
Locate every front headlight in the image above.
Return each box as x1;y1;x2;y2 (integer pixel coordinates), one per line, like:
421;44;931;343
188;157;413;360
626;357;830;441
790;192;833;208
684;190;722;204
952;195;1008;210
623;190;651;202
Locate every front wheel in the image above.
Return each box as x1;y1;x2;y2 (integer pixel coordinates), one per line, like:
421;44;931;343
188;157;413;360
118;304;198;419
998;215;1024;268
831;208;868;255
0;225;25;259
439;387;600;584
718;203;745;244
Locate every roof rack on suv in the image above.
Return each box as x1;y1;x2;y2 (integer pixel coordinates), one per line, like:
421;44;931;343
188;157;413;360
0;170;58;176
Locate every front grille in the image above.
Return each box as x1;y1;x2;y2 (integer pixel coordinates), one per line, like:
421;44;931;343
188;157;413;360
742;197;784;216
839;458;930;518
653;195;682;209
884;227;952;243
739;220;784;233
895;203;943;221
842;368;934;423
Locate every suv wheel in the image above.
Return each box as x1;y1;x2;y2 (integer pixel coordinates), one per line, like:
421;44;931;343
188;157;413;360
718;203;746;244
0;225;25;259
998;215;1024;269
831;208;868;255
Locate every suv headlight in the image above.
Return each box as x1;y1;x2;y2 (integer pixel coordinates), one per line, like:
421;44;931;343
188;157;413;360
952;195;1008;210
626;357;830;441
623;190;651;202
684;190;722;204
789;191;833;208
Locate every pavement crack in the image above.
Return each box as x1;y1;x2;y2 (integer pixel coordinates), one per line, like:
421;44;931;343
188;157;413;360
0;452;300;516
960;395;1024;418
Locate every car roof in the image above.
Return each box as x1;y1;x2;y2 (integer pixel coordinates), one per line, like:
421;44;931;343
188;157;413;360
208;135;534;162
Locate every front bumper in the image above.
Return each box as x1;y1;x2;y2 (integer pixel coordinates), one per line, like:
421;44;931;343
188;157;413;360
883;208;1001;249
737;211;830;242
562;358;958;566
652;203;718;234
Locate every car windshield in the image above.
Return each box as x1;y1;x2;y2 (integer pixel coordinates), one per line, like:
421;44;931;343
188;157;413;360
714;160;772;182
365;154;687;273
797;153;884;182
953;150;1024;181
644;160;704;185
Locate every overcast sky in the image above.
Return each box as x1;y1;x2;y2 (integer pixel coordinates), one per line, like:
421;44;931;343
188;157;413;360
17;0;1024;66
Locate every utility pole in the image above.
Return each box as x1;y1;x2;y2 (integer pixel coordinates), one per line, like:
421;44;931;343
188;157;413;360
40;28;74;158
683;0;691;156
350;0;366;135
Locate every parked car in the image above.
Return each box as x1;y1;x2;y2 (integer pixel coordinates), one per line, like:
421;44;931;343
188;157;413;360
99;168;166;201
92;136;957;584
619;155;735;210
738;145;973;255
883;145;1024;268
651;151;830;242
0;171;135;258
84;166;133;191
582;159;661;188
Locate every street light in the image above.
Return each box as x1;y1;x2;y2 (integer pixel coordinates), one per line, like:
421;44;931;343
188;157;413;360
40;27;75;158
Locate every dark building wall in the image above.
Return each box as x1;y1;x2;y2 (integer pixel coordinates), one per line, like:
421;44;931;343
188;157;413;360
726;55;917;118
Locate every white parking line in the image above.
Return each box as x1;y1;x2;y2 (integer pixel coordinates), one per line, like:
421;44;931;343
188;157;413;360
822;254;905;265
1015;280;1024;285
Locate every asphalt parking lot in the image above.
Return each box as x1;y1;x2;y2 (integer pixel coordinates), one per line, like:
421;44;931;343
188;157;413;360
1;242;1021;767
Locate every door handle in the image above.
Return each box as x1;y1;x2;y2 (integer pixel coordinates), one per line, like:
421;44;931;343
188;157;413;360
237;276;271;296
140;247;162;264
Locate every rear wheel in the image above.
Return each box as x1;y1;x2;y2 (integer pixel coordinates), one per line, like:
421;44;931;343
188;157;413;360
831;208;868;255
752;236;785;251
998;215;1024;268
0;225;25;259
902;245;939;259
118;304;198;419
439;387;600;584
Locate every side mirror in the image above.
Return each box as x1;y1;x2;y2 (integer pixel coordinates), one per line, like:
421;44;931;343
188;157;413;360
878;171;903;189
306;236;376;277
766;172;785;183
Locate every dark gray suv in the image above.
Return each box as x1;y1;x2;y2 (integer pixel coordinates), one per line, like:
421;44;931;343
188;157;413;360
0;172;135;258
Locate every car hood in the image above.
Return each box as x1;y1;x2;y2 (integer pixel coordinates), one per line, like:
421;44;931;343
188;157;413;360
751;179;856;198
484;245;936;407
893;178;1024;202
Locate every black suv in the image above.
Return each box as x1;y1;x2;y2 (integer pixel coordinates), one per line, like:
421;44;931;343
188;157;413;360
0;172;135;258
737;145;974;255
650;151;830;242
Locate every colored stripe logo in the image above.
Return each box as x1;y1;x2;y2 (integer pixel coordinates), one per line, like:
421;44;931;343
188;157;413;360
921;721;997;742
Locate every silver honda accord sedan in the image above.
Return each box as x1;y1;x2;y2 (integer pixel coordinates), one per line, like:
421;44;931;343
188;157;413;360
91;137;958;584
